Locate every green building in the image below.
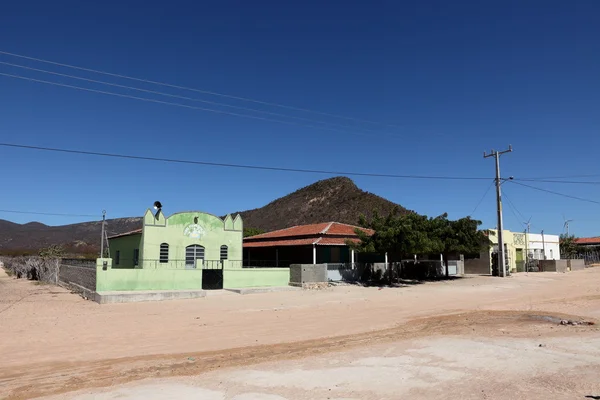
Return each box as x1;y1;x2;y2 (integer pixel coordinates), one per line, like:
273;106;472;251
102;208;290;292
109;209;243;270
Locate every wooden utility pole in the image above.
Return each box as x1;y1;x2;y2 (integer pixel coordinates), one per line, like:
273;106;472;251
484;145;513;277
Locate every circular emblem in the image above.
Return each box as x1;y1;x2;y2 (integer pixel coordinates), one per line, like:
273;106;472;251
184;224;205;239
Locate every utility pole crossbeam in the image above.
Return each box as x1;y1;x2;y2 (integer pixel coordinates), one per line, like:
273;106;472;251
484;145;513;277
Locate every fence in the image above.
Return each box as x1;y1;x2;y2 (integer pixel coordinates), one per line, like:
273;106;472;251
59;258;96;293
130;259;242;270
326;260;464;283
574;251;600;266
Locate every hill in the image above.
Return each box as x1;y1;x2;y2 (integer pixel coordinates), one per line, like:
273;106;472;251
0;177;407;254
0;217;143;255
235;176;408;232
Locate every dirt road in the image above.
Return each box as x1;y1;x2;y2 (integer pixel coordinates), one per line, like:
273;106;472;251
1;267;600;399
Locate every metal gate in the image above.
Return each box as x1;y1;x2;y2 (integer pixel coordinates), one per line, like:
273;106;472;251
201;260;223;290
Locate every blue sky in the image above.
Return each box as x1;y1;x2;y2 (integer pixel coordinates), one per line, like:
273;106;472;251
0;0;599;237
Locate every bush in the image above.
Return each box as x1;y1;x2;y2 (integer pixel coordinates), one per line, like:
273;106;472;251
0;256;59;283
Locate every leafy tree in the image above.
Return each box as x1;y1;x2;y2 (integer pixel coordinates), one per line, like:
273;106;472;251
559;234;578;259
353;209;489;278
428;214;489;275
243;227;266;238
353;208;439;260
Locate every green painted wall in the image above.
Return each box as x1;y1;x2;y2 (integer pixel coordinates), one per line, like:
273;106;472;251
223;268;290;288
96;265;202;291
109;234;142;268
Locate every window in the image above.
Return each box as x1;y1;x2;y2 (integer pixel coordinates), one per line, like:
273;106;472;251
185;245;205;267
550;249;553;259
220;245;228;261
115;251;120;266
134;249;139;266
160;243;169;263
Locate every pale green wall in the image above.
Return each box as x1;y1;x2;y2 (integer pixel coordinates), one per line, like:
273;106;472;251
109;234;142;268
96;263;202;291
223;268;290;288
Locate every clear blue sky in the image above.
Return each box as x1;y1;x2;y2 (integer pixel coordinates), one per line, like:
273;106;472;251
1;0;599;237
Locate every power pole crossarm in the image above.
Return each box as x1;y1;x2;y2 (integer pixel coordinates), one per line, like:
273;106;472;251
484;145;513;277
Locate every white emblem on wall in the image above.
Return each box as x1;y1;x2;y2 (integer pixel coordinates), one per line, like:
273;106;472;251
184;224;206;239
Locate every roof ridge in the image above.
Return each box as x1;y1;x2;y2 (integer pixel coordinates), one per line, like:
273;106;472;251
321;222;334;234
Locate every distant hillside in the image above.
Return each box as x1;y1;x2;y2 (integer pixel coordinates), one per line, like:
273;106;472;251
234;176;409;232
0;217;142;255
0;176;408;254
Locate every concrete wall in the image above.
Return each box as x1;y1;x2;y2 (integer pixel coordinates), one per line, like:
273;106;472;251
223;268;290;288
109;234;142;268
96;259;203;291
464;250;491;275
59;259;96;290
290;264;327;284
539;259;568;272
568;259;585;271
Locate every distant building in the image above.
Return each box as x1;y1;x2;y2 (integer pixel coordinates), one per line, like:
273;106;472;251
243;222;378;267
464;229;560;275
574;237;600;247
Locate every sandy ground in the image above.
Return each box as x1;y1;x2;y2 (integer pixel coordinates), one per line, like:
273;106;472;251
1;267;600;399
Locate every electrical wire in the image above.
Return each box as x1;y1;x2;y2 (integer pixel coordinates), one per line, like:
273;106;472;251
509;181;600;205
0;209;98;217
501;190;528;229
0;142;491;180
514;178;600;185
0;49;399;128
468;179;495;217
0;72;379;138
0;61;386;135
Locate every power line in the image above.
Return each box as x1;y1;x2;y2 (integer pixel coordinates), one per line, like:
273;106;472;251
0;209;98;218
509;181;600;205
514;178;600;185
0;71;378;138
0;49;399;128
501;190;527;229
0;61;385;135
0;142;491;181
518;173;600;180
468;179;495;217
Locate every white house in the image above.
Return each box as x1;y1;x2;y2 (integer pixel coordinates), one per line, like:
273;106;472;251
526;233;560;260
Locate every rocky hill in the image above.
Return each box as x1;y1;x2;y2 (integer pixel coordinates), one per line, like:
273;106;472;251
0;177;407;254
235;177;408;232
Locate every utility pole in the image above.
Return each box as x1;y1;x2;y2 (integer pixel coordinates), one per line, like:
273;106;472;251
541;230;546;260
484;145;513;277
100;210;106;258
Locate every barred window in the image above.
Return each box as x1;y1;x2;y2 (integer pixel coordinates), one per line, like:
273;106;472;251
160;243;169;263
185;245;205;267
220;245;228;261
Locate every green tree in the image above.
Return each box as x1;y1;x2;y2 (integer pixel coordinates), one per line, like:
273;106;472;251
428;214;489;276
559;234;578;259
353;209;489;279
243;227;266;238
353;208;439;260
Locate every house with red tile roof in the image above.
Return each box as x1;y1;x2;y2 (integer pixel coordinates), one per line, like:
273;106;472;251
574;237;600;247
243;222;381;267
